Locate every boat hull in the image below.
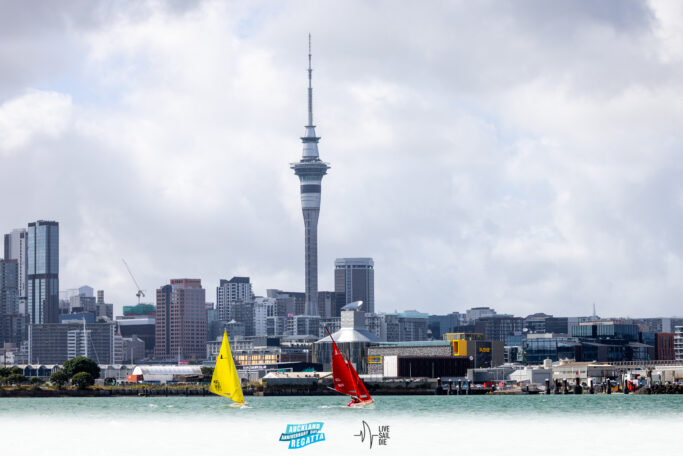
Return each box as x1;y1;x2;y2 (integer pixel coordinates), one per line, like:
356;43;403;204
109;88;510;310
347;399;374;408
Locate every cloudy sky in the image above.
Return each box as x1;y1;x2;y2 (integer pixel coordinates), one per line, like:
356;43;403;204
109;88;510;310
1;0;682;318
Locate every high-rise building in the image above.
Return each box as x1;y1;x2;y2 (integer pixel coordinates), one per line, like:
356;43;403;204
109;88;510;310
290;37;330;316
334;258;374;315
216;277;253;320
154;279;207;360
217;277;253;303
474;315;523;344
267;289;305;315
1;260;20;344
4;228;27;305
317;291;336;318
27;220;59;324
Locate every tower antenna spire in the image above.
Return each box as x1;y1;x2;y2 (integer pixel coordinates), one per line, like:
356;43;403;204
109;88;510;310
307;33;313;127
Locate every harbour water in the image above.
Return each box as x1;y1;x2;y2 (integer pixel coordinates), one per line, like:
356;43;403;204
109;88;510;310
1;395;680;454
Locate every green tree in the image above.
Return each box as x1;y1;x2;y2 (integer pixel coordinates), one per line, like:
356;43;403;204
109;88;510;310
62;357;100;379
72;372;94;390
7;373;27;385
0;367;21;377
49;370;69;388
30;376;44;385
200;366;214;381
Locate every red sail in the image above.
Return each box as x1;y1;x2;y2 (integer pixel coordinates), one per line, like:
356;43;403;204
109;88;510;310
347;357;372;402
330;336;357;396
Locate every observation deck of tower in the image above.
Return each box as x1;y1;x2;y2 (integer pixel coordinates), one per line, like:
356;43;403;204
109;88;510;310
290;35;330;316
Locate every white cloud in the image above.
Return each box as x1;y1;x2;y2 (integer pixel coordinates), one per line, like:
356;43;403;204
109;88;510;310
0;0;682;318
0;90;72;153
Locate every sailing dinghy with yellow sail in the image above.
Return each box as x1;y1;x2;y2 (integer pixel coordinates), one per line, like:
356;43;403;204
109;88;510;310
209;329;245;405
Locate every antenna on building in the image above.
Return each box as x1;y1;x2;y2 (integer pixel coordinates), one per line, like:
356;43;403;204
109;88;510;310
307;33;314;127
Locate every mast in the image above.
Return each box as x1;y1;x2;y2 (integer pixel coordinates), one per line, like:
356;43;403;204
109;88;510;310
307;33;313;127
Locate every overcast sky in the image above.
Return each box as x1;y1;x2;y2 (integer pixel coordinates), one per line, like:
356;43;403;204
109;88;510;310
1;0;682;318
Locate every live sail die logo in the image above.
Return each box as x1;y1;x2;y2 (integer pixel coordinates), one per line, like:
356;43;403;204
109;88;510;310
354;421;390;449
279;422;326;449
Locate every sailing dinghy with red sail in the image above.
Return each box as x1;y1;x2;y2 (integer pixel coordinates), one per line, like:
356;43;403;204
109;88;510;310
325;327;373;406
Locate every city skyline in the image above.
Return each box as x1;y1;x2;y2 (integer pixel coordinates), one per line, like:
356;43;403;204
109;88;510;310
1;2;683;318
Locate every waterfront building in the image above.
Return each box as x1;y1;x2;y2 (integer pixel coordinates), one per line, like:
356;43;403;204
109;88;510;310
290;38;330;317
366;334;503;377
28;321;115;364
640;332;675;360
551;360;617;382
504;345;522;363
367;341;473;378
675;326;683;361
509;367;552;385
334;258;374;315
26;220;59;324
314;307;381;373
571;320;639;341
442;332;504;368
3;228;27;312
130;365;202;384
523;333;581;364
154;279;207;360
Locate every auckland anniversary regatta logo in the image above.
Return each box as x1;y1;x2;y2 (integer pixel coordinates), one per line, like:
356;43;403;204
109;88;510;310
279;422;326;449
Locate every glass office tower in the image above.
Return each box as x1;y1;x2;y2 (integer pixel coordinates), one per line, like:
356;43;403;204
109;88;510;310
27;220;59;324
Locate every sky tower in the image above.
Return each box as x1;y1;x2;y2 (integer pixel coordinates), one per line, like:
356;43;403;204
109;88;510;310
291;35;330;316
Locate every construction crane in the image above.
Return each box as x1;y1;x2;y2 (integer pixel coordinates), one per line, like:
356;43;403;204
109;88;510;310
122;259;145;304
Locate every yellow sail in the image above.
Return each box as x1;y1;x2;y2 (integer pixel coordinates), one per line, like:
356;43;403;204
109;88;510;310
209;330;245;404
